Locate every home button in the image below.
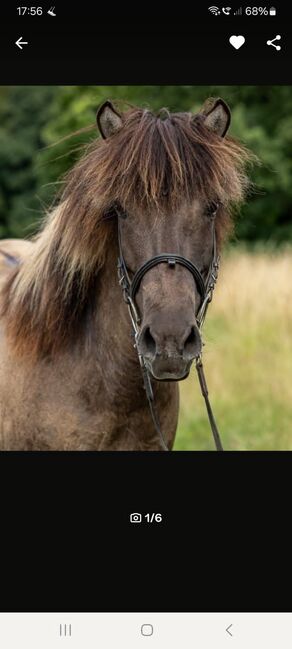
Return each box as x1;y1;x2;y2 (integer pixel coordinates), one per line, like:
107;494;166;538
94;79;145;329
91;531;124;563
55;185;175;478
141;624;154;636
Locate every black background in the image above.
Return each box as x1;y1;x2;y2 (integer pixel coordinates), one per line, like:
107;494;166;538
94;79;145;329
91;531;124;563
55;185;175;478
0;1;291;613
1;452;291;611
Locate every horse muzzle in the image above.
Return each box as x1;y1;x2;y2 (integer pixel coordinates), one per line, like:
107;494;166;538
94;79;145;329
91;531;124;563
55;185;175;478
138;323;202;381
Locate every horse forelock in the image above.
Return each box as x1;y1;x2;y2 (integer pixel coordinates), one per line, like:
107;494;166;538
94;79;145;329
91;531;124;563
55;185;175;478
66;106;253;207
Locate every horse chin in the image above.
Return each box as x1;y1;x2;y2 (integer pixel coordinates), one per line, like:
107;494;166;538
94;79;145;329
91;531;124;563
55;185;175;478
152;370;190;382
145;360;192;382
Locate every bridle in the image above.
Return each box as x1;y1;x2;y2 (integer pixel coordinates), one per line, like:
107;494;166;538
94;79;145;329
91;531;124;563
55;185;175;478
116;205;223;451
116;204;223;452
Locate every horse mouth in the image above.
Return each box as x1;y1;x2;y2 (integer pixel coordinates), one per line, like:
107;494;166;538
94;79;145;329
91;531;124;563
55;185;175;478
144;358;192;382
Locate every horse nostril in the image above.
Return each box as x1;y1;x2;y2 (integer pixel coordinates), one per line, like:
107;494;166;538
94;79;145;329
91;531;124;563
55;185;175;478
183;326;201;358
142;326;156;357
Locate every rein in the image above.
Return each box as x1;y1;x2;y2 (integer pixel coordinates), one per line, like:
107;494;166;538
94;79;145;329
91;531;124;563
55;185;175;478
116;207;223;452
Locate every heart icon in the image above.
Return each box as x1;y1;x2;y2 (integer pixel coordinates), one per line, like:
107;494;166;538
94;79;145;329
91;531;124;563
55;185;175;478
229;35;245;49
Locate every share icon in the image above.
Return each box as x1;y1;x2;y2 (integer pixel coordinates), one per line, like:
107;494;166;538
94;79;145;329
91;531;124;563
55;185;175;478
267;34;281;51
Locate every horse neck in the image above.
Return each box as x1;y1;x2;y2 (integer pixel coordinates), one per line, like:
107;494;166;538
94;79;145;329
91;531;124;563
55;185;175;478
87;239;147;399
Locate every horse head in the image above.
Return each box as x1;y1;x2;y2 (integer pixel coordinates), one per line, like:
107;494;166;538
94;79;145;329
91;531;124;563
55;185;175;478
97;99;234;380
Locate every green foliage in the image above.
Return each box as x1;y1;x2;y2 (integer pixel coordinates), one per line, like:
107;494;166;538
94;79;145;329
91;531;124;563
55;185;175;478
0;85;292;242
0;86;58;237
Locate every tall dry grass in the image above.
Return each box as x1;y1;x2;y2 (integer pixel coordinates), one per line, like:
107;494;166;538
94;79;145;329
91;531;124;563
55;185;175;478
176;248;292;450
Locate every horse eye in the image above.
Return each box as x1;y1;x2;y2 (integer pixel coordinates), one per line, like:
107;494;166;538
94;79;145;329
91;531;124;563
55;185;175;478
205;200;219;218
102;207;116;221
114;202;128;219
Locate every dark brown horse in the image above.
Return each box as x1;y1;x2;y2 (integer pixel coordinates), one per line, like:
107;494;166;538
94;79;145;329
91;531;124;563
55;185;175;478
0;98;252;449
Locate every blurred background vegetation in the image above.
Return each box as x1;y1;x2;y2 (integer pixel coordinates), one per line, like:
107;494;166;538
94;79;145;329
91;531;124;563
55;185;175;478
0;85;291;448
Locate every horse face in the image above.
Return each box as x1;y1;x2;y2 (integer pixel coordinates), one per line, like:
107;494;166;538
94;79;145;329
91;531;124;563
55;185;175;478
97;98;231;381
117;199;216;380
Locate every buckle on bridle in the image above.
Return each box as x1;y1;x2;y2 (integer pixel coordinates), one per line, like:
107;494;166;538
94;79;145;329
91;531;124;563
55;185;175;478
117;258;130;304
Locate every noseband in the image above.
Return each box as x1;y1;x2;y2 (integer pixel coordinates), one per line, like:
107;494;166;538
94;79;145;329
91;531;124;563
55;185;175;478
130;254;206;305
116;205;223;452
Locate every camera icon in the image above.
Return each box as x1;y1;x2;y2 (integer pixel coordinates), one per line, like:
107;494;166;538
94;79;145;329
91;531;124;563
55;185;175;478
130;512;142;523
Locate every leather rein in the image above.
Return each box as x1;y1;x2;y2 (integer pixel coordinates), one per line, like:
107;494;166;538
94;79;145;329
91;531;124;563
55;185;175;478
116;205;223;452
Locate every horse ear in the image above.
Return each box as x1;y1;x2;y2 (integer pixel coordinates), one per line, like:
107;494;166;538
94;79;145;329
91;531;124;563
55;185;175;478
201;98;231;137
96;101;123;139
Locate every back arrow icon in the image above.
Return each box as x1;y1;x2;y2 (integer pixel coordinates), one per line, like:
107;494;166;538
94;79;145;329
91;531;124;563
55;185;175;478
226;624;233;637
16;37;28;50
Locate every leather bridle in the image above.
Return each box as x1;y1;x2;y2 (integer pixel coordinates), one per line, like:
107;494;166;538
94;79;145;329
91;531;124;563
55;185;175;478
116;204;223;451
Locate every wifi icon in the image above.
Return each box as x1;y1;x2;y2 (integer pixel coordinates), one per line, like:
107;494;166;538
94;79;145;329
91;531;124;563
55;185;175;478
208;5;221;14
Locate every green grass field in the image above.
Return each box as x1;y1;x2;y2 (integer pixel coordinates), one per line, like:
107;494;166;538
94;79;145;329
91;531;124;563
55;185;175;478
175;248;292;450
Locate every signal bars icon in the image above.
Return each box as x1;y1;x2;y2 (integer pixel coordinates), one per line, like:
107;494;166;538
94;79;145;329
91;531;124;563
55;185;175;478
234;7;243;15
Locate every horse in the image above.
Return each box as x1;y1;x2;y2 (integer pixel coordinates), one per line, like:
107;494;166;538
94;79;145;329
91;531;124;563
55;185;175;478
0;98;253;450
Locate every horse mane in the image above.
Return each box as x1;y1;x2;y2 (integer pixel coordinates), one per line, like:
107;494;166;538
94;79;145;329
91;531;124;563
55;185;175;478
0;103;255;360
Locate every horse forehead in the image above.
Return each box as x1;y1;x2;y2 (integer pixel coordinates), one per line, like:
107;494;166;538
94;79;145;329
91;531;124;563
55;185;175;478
134;199;203;224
